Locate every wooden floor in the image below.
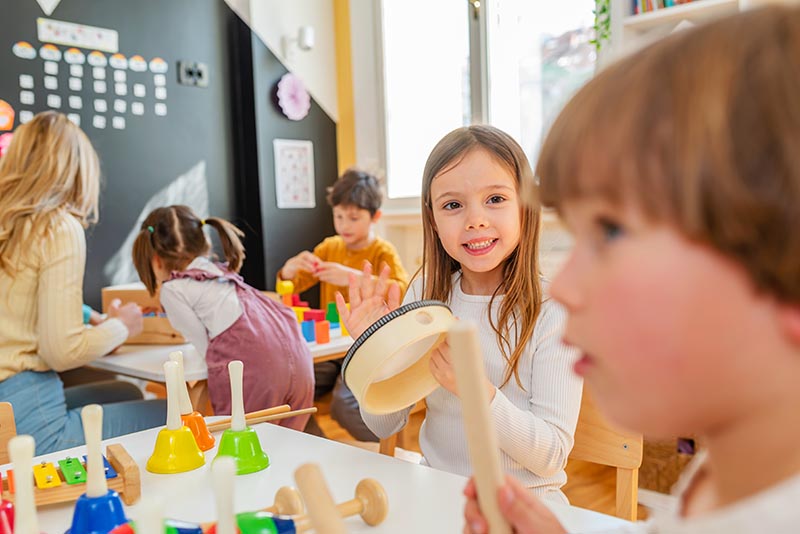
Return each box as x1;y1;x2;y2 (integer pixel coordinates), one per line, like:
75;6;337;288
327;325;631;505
316;410;648;520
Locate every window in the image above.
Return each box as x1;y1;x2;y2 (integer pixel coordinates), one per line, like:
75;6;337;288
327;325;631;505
380;0;470;199
379;0;595;200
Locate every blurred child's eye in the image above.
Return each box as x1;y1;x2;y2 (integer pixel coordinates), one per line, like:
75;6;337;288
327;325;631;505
487;195;505;204
442;201;461;210
597;216;624;242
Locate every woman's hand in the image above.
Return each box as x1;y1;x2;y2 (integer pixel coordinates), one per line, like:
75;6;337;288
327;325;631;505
280;251;321;280
336;261;401;339
463;476;567;534
107;298;144;338
315;261;362;287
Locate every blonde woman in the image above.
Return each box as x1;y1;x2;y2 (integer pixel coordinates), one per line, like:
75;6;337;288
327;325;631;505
0;111;165;454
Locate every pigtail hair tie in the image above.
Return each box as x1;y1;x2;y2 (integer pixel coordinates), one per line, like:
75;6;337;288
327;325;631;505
200;219;206;226
146;226;154;233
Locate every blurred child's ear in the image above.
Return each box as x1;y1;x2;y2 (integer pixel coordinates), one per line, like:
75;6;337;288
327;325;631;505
778;302;800;346
371;209;382;223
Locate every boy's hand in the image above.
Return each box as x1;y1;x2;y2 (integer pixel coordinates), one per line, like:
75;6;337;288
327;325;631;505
315;261;362;287
463;476;567;534
281;251;321;279
107;299;144;338
335;261;401;339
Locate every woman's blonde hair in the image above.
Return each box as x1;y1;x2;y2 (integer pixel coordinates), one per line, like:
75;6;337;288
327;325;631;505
132;205;245;295
420;125;542;388
537;6;800;303
0;111;100;274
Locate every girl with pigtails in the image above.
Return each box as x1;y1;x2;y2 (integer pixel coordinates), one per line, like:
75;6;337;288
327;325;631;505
132;205;314;429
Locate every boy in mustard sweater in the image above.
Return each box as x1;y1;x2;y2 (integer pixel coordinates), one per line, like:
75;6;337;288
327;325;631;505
279;169;409;441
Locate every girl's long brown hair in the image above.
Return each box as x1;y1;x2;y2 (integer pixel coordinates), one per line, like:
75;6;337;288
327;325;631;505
132;205;245;295
420;125;542;388
0;111;100;274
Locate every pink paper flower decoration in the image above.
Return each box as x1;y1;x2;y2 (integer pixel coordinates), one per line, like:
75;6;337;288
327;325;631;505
276;72;311;121
0;133;13;158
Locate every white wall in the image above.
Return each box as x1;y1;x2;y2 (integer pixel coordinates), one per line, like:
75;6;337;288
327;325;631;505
233;0;339;122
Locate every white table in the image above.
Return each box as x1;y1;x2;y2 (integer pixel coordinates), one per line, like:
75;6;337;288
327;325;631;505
88;330;354;412
13;422;630;533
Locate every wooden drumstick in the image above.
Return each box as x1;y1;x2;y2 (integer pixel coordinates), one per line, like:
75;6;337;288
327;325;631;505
449;321;511;534
205;405;293;432
294;463;346;534
206;406;316;433
8;435;38;534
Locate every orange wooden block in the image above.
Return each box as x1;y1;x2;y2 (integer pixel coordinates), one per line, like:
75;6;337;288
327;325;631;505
282;294;293;306
315;320;330;344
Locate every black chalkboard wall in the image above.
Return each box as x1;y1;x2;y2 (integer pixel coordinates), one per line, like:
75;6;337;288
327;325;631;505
0;0;337;308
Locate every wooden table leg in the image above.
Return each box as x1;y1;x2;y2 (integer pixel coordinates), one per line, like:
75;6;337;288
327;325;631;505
187;379;212;415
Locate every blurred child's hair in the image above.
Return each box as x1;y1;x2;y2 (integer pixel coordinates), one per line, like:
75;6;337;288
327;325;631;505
420;125;542;388
132;205;245;295
537;6;800;303
326;168;382;215
0;111;100;274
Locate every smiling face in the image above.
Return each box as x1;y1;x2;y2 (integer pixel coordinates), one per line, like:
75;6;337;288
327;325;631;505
550;197;794;437
429;148;521;294
333;204;379;250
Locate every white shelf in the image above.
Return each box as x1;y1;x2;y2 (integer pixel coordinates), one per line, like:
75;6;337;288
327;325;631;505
623;0;739;32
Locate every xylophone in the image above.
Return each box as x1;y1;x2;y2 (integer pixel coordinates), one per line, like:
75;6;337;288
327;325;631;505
0;443;140;507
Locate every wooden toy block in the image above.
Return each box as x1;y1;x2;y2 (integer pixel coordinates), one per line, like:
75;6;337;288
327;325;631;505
314;321;330;344
292;306;311;323
276;280;294;296
281;294;293;306
1;444;140;506
325;302;339;324
101;283;185;344
301;320;316;343
303;310;325;323
291;294;301;306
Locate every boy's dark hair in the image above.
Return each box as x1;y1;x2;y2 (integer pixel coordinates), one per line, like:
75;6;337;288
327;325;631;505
326;169;382;215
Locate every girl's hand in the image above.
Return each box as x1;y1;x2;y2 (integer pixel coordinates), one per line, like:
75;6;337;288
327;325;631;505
429;340;458;395
463;476;567;534
107;299;144;338
315;261;362;287
336;261;401;339
281;251;321;279
431;337;497;400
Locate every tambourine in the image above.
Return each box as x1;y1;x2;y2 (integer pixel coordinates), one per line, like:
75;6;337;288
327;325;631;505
341;300;455;414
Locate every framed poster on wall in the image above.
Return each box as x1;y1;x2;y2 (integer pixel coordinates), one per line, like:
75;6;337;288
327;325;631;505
273;138;315;209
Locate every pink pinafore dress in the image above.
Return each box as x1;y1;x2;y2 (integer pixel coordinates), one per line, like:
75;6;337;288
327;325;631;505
166;266;314;431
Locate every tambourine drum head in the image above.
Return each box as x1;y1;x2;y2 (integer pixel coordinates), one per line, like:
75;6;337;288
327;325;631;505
342;301;454;415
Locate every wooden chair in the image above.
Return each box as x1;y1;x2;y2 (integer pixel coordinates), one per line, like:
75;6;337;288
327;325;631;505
378;389;642;521
570;387;643;521
0;402;17;464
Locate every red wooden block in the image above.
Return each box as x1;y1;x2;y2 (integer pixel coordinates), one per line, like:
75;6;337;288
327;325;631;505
291;294;301;306
315;320;330;344
303;310;325;322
